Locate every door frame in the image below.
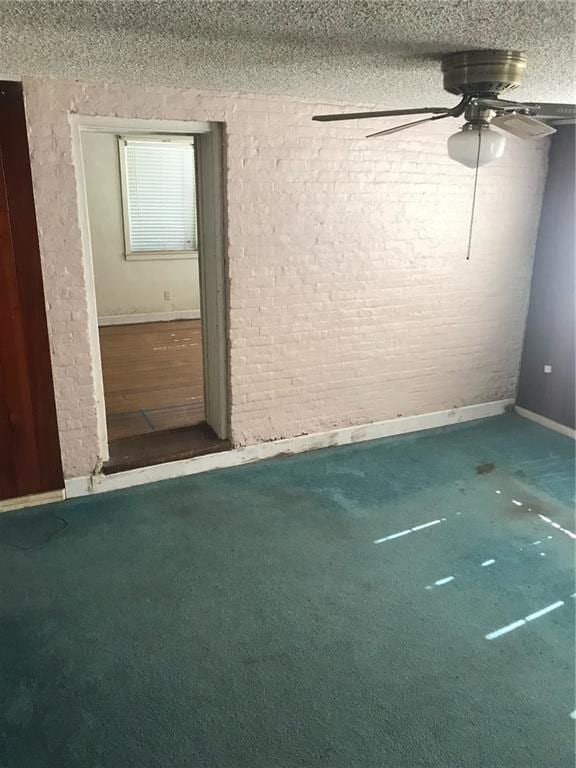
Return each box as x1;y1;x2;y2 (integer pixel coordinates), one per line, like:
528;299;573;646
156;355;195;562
71;115;230;464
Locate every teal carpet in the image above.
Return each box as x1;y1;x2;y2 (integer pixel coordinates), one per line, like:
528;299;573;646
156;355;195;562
0;415;574;767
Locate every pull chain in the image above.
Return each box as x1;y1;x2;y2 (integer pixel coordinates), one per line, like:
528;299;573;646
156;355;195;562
466;128;482;261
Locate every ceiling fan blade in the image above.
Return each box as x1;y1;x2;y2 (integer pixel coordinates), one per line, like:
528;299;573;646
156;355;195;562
367;113;450;138
492;113;556;140
475;97;531;112
312;106;449;122
521;102;576;120
474;98;576;123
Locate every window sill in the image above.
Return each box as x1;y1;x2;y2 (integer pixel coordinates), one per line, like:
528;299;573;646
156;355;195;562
125;250;199;261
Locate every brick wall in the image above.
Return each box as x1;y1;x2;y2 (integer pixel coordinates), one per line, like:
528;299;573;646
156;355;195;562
23;78;548;479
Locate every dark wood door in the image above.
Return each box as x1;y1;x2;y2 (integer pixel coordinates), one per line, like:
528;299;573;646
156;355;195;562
0;81;63;500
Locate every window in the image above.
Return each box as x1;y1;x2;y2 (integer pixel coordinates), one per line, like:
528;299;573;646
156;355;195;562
118;135;198;259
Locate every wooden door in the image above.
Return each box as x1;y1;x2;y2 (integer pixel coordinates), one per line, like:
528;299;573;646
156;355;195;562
0;81;63;501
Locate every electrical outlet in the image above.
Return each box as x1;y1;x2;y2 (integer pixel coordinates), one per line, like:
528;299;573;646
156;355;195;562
164;291;171;301
544;365;552;374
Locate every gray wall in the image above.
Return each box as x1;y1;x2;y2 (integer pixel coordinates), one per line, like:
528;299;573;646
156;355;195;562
517;126;575;428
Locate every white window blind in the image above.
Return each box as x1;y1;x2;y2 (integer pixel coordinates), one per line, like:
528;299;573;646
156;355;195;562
120;137;197;255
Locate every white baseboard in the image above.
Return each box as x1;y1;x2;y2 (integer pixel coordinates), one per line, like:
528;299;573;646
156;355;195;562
515;406;575;439
98;310;200;326
0;488;65;513
64;399;512;498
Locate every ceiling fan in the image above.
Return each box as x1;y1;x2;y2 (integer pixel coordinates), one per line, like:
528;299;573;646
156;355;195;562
313;50;575;259
313;50;576;168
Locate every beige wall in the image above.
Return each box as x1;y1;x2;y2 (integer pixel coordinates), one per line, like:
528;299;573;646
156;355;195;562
81;131;200;318
24;78;548;479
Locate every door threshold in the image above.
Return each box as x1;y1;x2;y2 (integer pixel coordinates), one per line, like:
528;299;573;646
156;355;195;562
103;421;230;474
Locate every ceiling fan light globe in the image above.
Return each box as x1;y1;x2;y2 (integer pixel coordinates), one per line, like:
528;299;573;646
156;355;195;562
447;126;506;167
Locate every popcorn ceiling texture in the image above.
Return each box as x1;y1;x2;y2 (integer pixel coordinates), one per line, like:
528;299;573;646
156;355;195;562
2;1;575;105
23;77;548;479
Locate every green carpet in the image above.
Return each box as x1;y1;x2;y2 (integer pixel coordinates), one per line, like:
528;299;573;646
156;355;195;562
0;414;574;767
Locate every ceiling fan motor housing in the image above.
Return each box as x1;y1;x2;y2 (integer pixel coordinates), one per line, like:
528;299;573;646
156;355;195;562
441;49;527;96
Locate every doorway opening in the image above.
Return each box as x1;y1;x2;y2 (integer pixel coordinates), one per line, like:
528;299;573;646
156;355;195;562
76;119;229;473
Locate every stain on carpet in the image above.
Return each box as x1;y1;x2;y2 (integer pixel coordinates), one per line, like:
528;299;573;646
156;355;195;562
0;512;68;551
476;461;496;474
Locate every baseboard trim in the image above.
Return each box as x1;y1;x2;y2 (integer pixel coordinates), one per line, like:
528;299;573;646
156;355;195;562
64;399;513;498
0;488;65;513
98;310;201;326
515;406;575;439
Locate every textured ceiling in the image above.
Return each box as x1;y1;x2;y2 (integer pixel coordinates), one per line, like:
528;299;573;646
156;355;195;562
0;0;574;107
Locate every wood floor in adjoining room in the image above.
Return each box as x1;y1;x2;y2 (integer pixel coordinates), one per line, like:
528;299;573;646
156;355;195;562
99;319;205;442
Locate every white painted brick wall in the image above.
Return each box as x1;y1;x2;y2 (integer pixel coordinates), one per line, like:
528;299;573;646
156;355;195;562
22;78;548;479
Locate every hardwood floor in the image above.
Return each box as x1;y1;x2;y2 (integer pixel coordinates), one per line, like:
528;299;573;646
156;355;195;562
98;319;229;472
99;320;205;442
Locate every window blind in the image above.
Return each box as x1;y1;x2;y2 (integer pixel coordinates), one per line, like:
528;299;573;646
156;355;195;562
122;138;197;253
